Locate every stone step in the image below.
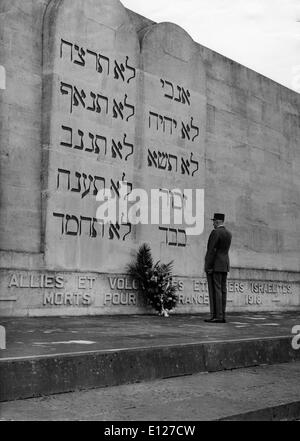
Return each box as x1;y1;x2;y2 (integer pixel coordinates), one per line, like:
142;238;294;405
220;401;300;421
1;335;299;402
1;361;300;421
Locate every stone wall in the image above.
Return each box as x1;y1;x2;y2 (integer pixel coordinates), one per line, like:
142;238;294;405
0;0;299;316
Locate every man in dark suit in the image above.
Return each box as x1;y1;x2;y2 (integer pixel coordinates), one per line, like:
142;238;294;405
204;213;232;323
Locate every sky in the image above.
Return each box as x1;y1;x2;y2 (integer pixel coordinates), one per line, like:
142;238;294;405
122;0;300;93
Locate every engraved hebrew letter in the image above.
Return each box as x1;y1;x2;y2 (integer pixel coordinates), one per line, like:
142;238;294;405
91;218;104;238
71;172;82;193
73;87;86;110
164;117;174;135
91;218;97;238
159;226;168;244
114;60;125;81
181;88;191;106
113;99;124;120
160;115;164;132
87;92;97;112
123;134;134;161
95;135;107;155
125;56;136;83
60;82;73;113
80;216;92;237
86;133;95;153
109;223;121;240
168;154;178;172
158;152;168;170
148;149;158;168
181;158;191;175
97;54;110;75
190;153;199;177
112;139;123;160
66;215;80;236
86;49;98;71
149;111;159;130
74;129;84;150
174;85;182;103
96;94;109;114
53;213;65;235
60;126;73;148
178;229;187;247
125;182;133;198
82;174;94;199
168;228;178;247
164;80;174;100
60;39;73;61
74;45;86;67
93;176;106;196
191;117;200;141
159;188;171;207
171;190;184;210
110;179;121;198
124;94;135;122
181;122;191;141
122;223;132;241
57;169;71;190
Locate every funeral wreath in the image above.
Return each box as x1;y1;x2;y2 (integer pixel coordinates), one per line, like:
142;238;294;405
126;243;178;317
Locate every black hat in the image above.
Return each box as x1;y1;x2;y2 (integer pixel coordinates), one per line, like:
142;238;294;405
211;213;225;221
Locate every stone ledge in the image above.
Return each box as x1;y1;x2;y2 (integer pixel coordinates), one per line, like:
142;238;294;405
1;336;299;402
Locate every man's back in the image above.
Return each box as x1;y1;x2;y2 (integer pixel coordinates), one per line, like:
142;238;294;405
205;226;232;273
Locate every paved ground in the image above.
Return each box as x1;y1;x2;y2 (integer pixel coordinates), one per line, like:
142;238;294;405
0;311;299;360
0;361;300;421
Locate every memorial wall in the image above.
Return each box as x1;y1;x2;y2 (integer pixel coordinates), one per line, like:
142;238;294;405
0;0;299;316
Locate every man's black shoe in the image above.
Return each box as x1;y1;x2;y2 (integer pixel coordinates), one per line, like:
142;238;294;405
211;318;226;323
204;318;216;323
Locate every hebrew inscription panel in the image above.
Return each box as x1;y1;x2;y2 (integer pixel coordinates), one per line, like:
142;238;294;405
42;0;140;271
138;23;207;276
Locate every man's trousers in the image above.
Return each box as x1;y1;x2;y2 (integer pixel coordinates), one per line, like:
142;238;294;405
206;272;228;320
